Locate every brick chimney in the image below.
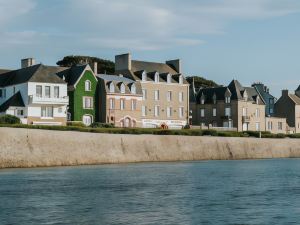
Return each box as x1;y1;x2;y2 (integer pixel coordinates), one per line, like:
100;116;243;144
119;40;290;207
21;58;35;68
115;53;131;71
166;59;181;73
282;89;289;97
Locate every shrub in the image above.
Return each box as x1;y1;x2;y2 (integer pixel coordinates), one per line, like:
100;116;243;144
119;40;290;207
67;121;86;127
0;115;21;124
90;122;115;128
183;124;191;129
202;129;218;136
288;133;300;138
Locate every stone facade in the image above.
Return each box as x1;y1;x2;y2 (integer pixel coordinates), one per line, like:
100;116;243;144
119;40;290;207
115;53;189;128
97;74;143;127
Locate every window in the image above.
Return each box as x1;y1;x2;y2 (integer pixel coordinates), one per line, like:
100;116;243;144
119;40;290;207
242;107;247;116
109;83;115;93
54;86;59;98
120;99;125;110
179;92;183;102
36;85;42;97
167;107;172;118
131;100;137;110
85;80;91;91
200;109;205;118
131;84;136;94
167;91;172;102
225;107;231;116
154;90;159;101
154;105;160;117
41;106;53;118
58;107;62;113
255;122;260;131
142;89;147;100
109;98;115;109
154;72;159;83
142;72;147;81
179;107;184;118
142;105;147;116
269;98;274;105
120;83;126;94
213;95;217;104
268;121;273;130
278;122;283;130
225;96;231;103
16;109;24;116
213;108;217;117
255;108;260;117
83;115;93;126
167;74;171;83
269;108;274;114
83;97;93;109
179;75;183;84
45;86;50;98
200;97;205;104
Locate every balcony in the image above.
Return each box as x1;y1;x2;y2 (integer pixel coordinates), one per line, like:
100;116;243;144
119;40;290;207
221;115;232;120
28;95;69;105
242;116;250;122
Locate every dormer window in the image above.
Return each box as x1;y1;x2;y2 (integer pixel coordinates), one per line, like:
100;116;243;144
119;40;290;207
154;72;159;83
120;83;126;94
142;71;147;82
225;96;231;103
167;74;171;84
243;92;248;101
200;95;205;104
256;96;259;104
109;82;115;93
130;83;136;94
85;80;91;91
213;94;217;104
179;75;183;84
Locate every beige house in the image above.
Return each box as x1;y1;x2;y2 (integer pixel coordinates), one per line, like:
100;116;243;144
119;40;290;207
265;116;287;134
115;53;189;129
194;80;266;132
274;89;300;133
97;74;143;127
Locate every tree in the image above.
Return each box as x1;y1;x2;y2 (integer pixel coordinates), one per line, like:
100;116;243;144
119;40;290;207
186;76;219;88
56;55;115;74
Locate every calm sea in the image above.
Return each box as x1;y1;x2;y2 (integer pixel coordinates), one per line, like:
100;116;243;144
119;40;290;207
1;159;300;225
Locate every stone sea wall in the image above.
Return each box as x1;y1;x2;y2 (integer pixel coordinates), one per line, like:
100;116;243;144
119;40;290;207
1;127;300;168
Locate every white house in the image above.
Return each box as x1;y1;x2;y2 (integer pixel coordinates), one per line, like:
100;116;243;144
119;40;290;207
0;59;69;125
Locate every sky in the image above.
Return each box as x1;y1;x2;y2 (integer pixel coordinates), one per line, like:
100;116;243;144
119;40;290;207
0;0;300;97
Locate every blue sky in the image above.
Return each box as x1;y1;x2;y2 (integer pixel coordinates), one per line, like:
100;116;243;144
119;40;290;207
0;0;300;97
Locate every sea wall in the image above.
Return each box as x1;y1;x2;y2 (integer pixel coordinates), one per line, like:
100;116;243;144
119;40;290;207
1;127;300;168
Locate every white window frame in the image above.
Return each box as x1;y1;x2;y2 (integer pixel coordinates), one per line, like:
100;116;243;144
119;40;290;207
167;91;172;102
255;108;260;118
142;105;147;116
167;107;172;118
120;83;126;94
109;83;115;93
36;85;42;97
154;90;159;101
142;89;147;100
213;108;217;117
167;74;172;83
200;109;205;118
154;105;160;117
154;72;159;83
54;86;59;98
45;86;50;98
130;83;136;94
131;99;136;111
225;96;231;103
179;92;183;102
120;99;125;110
179;75;183;84
85;80;91;91
83;96;93;109
179;107;184;118
41;106;53;118
109;98;115;109
225;107;231;116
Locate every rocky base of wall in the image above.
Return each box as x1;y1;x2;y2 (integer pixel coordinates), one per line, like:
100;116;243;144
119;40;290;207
1;127;300;168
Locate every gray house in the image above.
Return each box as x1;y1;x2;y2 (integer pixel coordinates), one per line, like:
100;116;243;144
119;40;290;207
252;83;276;116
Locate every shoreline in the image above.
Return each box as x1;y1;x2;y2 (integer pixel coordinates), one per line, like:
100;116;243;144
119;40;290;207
1;127;300;169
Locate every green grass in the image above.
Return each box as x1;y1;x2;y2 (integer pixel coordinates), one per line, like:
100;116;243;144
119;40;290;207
0;123;298;138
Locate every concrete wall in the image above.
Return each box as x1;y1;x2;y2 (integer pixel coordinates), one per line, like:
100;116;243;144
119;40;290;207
1;127;300;169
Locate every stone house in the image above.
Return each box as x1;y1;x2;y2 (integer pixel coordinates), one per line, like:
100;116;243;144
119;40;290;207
274;88;300;133
115;53;189;129
252;82;276;116
195;80;266;132
97;74;143;127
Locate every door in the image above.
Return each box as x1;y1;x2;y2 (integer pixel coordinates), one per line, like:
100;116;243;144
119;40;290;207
83;115;92;126
242;123;248;131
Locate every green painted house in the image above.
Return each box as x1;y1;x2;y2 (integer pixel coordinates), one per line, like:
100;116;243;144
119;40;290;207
57;64;98;125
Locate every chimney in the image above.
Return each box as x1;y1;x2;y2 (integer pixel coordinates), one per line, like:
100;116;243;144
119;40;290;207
21;58;35;68
115;53;131;71
93;62;98;74
166;59;181;73
282;89;289;97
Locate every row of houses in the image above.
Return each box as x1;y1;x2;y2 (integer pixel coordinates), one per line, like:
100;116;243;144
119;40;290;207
190;79;300;134
0;53;299;134
0;54;189;128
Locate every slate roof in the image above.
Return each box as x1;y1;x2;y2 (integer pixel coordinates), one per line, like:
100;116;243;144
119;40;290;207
0;92;25;112
296;85;300;92
56;64;87;87
131;60;178;75
0;64;67;87
197;79;264;104
97;74;142;95
0;69;12;75
289;94;300;105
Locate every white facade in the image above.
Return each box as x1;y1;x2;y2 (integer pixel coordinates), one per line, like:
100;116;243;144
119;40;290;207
0;82;68;125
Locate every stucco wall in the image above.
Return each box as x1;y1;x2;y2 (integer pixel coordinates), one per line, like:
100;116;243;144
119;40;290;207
1;127;300;169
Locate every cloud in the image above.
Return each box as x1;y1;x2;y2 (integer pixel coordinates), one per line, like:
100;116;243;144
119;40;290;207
0;0;300;53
